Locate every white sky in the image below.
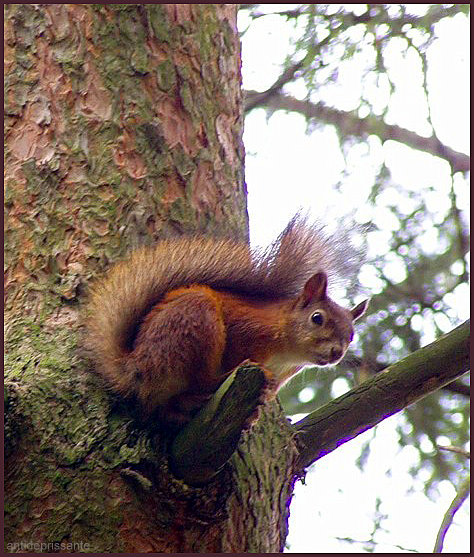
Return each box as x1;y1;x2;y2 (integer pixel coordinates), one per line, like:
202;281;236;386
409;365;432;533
238;5;470;553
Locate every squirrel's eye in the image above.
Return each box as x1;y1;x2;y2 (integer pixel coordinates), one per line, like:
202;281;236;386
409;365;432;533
311;311;324;326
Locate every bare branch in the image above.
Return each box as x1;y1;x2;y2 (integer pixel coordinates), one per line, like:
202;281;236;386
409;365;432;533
244;61;305;112
169;362;274;485
294;320;470;471
346;357;470;398
438;445;470;459
433;475;470;553
244;91;470;173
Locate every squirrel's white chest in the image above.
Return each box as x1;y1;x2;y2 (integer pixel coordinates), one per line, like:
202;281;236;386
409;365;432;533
264;352;307;386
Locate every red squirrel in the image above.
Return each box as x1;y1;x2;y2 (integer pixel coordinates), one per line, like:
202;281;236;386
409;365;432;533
85;215;368;423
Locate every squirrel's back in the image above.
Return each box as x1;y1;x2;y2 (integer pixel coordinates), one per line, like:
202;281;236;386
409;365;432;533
84;214;363;394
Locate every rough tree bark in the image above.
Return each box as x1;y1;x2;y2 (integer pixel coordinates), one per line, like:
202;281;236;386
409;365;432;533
4;4;470;554
4;4;297;553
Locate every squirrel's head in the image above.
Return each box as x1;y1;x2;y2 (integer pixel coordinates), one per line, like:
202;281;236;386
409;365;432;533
286;272;369;366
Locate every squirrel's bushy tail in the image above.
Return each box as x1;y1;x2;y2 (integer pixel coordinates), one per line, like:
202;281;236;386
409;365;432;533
84;213;364;392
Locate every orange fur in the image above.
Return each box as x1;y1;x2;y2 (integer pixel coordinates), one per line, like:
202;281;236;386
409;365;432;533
84;215;368;424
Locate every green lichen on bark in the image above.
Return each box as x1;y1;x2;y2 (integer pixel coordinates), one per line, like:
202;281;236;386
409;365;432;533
145;4;172;44
4;310;163;552
5;4;247;314
228;401;299;552
155;60;177;93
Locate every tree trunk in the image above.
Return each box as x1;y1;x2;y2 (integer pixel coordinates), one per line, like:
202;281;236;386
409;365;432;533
4;4;297;552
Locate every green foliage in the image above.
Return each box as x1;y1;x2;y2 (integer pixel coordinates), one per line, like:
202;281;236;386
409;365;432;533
240;1;469;518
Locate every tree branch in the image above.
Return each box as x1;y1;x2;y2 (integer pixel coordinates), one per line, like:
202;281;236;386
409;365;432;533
442;379;470;398
433;475;470;553
438;445;470;459
244;61;305;112
294;320;470;471
169;362;274;485
245;91;470;174
345;355;470;398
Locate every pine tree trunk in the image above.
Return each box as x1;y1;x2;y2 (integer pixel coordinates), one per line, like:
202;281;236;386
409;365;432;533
4;5;298;552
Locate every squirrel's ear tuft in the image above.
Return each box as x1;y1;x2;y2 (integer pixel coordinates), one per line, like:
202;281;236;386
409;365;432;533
301;272;328;307
351;298;369;321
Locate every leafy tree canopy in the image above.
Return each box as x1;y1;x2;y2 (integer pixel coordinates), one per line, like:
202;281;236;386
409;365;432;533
239;4;469;551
